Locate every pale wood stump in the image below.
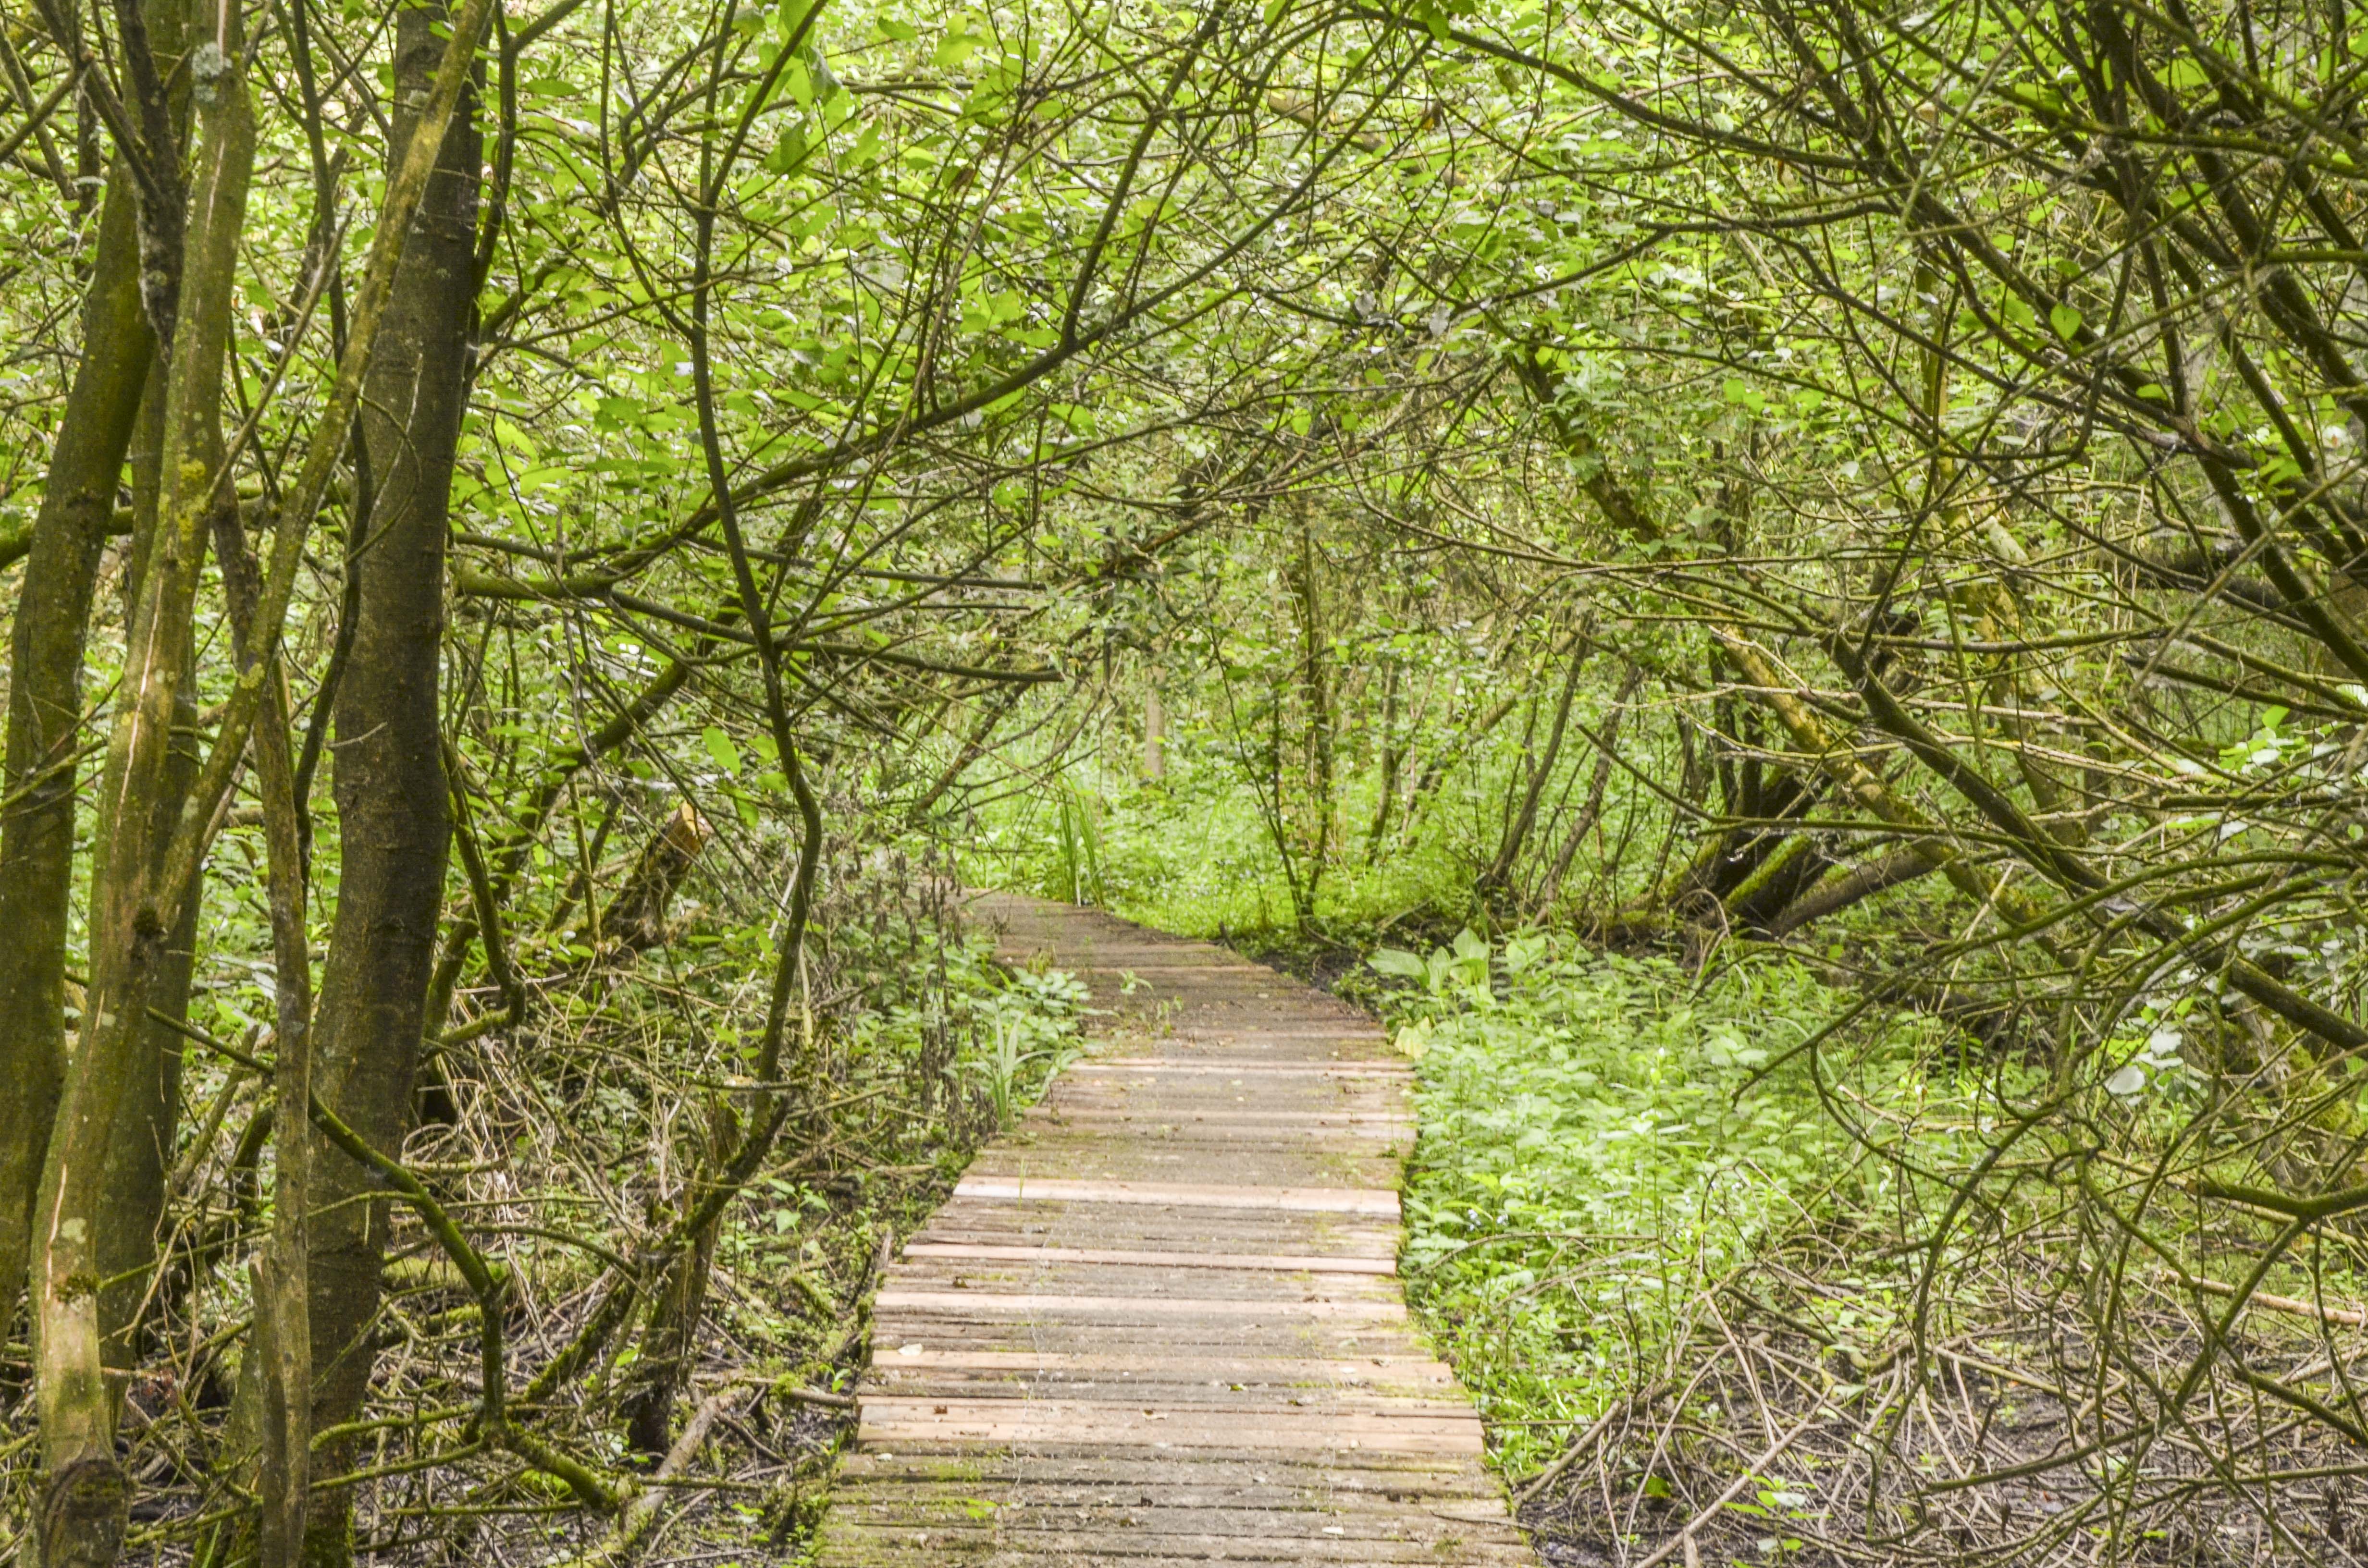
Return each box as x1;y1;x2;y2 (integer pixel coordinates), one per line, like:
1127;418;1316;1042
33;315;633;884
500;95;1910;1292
812;893;1535;1565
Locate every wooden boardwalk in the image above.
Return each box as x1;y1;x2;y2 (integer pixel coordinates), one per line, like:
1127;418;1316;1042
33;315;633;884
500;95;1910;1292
814;893;1534;1566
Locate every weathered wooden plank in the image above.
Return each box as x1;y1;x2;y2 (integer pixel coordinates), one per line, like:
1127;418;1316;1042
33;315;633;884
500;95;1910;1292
876;1290;1411;1322
858;1397;1484;1454
913;1211;1401;1256
1081;1060;1409;1075
836;1449;1507;1491
1025;1108;1412;1125
901;1243;1397;1274
950;1177;1402;1215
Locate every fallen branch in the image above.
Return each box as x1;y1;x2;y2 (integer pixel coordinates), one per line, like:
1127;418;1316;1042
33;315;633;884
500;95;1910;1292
558;1382;748;1568
2157;1268;2368;1329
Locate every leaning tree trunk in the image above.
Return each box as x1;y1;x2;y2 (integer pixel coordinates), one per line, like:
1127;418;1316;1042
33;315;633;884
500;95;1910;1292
618;1098;732;1456
292;8;476;1557
93;365;208;1371
30;20;252;1561
0;169;154;1334
601;802;714;952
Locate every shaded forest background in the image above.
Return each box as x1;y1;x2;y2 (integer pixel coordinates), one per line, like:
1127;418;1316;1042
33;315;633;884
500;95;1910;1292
3;0;2368;1561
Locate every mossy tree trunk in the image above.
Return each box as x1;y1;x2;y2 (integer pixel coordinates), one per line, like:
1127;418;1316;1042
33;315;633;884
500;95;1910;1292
0;169;154;1340
293;5;477;1558
30;13;252;1561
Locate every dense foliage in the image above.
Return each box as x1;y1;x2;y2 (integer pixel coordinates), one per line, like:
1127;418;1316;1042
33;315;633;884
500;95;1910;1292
8;0;2368;1560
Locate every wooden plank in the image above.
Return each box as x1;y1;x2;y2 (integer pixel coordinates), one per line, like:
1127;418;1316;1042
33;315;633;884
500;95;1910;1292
1029;1108;1413;1123
914;1207;1403;1255
1078;1060;1408;1075
863;1349;1459;1386
837;1449;1506;1490
901;1243;1396;1274
876;1290;1409;1322
951;1177;1401;1216
858;1397;1485;1455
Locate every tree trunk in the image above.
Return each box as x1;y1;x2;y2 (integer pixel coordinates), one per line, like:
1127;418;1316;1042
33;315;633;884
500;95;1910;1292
0;169;152;1335
1363;657;1400;863
1477;630;1587;903
293;8;476;1558
601;802;713;952
1287;517;1331;925
31;19;251;1558
92;367;208;1372
617;1099;732;1456
1537;663;1643;909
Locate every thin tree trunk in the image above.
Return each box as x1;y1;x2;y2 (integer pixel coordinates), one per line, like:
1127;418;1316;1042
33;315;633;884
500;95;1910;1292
1763;847;1939;937
210;466;318;1568
1537;664;1642;908
1363;657;1400;863
0;168;153;1335
288;5;477;1558
1478;629;1587;902
74;0;210;1379
30;20;251;1560
618;1099;730;1456
1290;518;1331;924
91;363;208;1375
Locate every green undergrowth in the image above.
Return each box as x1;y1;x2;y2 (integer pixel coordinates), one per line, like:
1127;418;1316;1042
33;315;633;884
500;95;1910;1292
1352;931;1980;1479
599;913;1090;1560
965;747;1507;942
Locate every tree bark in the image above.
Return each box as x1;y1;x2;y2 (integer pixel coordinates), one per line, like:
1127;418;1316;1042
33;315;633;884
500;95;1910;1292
210;456;319;1568
31;19;250;1559
0;168;152;1336
617;1100;730;1456
293;6;476;1558
91;368;209;1373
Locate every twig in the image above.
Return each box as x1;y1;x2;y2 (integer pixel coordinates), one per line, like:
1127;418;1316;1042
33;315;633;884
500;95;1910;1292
2158;1268;2368;1329
557;1383;749;1568
1513;1384;1660;1508
1630;1409;1820;1568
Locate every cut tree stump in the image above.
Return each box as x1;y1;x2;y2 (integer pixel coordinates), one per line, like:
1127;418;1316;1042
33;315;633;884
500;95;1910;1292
813;892;1535;1566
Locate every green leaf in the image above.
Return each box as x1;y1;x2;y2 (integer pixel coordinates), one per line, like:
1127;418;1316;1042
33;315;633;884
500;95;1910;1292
935;26;978;68
703;725;742;775
1369;947;1429;980
765;124;812;174
2048;302;2082;341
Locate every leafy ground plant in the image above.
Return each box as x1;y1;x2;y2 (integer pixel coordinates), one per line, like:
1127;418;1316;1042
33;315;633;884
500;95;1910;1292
1368;933;1957;1477
1362;929;2368;1565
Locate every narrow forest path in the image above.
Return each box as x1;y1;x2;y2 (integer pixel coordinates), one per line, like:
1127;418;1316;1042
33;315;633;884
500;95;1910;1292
812;892;1535;1565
